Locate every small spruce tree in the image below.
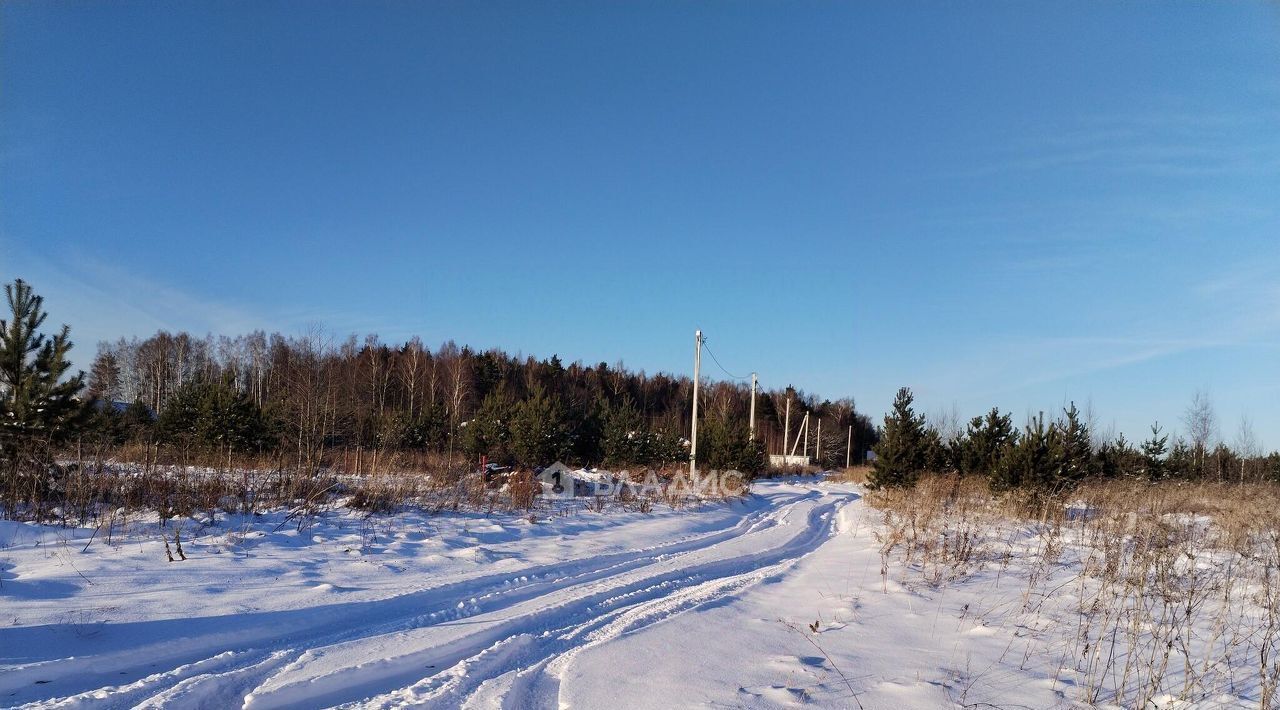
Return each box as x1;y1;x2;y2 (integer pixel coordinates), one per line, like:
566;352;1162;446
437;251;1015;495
509;385;572;466
600;397;647;467
1166;438;1194;479
868;387;927;489
921;427;952;473
990;413;1060;491
1141;423;1169;480
0;280;88;511
699;416;765;475
1096;433;1141;479
398;402;447;451
959;407;1017;476
462;390;513;463
1266;452;1280;483
156;377;269;456
1054;402;1094;489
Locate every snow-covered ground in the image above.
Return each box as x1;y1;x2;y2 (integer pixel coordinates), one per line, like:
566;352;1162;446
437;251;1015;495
0;479;1261;708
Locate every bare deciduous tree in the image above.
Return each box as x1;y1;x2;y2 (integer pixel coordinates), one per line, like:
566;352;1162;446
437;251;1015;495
928;402;962;444
1182;390;1217;477
1234;415;1260;484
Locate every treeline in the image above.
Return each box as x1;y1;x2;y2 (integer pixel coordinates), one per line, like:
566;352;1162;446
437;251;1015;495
84;329;876;473
3;278;880;509
870;388;1280;491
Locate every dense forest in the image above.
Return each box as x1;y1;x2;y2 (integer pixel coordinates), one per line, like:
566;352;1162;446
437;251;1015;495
81;328;877;470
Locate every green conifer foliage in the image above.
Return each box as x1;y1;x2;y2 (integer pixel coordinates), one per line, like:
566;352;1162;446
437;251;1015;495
509;385;572;466
959;408;1018;476
157;378;270;454
868;387;927;489
1141;423;1169;480
462;390;512;462
990;413;1061;491
699;416;765;475
1055;402;1095;488
600;397;647;467
0;279;88;509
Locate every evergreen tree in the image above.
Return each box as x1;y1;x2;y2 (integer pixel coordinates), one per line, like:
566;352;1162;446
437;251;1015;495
0;279;88;507
922;427;951;473
157;378;270;454
1054;402;1094;488
461;390;512;462
1140;423;1168;480
959;407;1017;476
398;402;447;450
509;384;571;466
592;398;693;469
699;416;765;475
1097;433;1141;479
567;400;602;465
647;428;688;468
868;387;927;489
86;401;128;446
1166;438;1195;479
600;397;647;467
1265;452;1280;483
990;413;1060;491
121;400;155;442
1208;443;1238;483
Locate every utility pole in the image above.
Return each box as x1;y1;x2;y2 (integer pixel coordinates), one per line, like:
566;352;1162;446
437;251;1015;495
846;425;852;469
791;412;808;457
690;329;702;475
783;396;791;460
801;413;810;459
749;373;757;441
816;417;822;463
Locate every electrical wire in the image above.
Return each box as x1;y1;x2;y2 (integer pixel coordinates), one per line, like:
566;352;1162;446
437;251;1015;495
701;338;750;381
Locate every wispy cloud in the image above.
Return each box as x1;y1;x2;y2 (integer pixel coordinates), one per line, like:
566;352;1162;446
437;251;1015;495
2;240;453;368
1190;262;1280;339
3;240;270;364
950;106;1280;180
67;257;270;335
906;253;1280;406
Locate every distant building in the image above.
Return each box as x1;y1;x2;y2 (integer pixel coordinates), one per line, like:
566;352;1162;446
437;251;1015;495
768;454;812;468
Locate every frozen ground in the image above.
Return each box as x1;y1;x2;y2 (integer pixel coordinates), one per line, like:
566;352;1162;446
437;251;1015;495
0;479;1258;709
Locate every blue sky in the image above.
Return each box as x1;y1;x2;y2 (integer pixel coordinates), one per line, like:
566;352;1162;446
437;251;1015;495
3;1;1279;449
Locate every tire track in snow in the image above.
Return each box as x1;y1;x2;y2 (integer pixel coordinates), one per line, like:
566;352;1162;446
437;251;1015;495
9;487;827;709
253;490;854;709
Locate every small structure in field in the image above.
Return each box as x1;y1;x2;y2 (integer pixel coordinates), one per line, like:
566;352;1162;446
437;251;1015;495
769;454;813;468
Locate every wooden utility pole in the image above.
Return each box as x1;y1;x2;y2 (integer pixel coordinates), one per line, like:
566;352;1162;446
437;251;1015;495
749;373;758;441
816;417;822;462
796;412;810;458
690;330;702;475
789;412;805;456
846;425;853;469
783;397;791;459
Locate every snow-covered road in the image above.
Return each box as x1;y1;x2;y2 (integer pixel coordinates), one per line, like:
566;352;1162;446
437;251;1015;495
3;479;1112;709
3;481;882;709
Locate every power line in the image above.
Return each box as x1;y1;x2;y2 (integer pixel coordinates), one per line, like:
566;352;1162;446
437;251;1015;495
701;338;750;381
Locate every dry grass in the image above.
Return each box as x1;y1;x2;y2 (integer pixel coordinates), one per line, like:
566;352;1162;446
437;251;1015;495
5;444;749;528
867;474;1280;707
826;465;872;485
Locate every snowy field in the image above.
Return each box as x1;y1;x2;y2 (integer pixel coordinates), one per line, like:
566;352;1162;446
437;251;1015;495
0;478;1266;709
